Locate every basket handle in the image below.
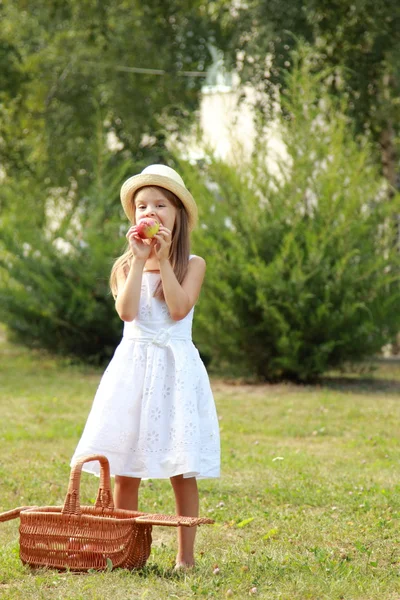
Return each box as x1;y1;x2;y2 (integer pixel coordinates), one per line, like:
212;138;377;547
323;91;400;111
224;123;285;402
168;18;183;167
62;454;114;516
0;506;38;523
134;514;215;527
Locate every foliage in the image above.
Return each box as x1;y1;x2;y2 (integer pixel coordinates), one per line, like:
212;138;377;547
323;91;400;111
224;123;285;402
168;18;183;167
0;0;221;201
187;56;400;381
0;1;228;363
0;153;129;363
216;0;400;177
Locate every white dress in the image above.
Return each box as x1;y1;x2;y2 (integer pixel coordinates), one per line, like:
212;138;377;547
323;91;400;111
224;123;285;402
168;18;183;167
71;255;220;480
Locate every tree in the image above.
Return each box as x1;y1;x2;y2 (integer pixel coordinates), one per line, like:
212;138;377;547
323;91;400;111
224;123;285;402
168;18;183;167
0;0;220;204
217;0;400;190
184;57;400;381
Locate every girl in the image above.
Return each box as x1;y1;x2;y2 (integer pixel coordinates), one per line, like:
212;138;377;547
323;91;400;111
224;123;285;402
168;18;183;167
71;164;220;569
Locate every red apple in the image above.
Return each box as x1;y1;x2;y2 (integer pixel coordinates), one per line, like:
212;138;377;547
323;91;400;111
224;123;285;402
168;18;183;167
136;218;160;239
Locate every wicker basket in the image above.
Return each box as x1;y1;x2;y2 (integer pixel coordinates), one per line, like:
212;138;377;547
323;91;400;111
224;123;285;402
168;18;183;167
0;454;213;571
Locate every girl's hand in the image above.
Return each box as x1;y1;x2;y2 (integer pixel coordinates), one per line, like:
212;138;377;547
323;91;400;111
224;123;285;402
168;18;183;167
126;225;155;261
154;225;172;262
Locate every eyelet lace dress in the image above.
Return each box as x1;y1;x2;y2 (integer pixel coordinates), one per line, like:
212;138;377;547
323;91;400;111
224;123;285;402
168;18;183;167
71;255;220;480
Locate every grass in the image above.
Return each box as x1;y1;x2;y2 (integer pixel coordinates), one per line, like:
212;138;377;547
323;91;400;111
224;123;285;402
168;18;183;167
0;329;399;599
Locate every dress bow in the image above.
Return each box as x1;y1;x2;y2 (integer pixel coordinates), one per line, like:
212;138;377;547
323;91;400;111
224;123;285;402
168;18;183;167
152;328;171;348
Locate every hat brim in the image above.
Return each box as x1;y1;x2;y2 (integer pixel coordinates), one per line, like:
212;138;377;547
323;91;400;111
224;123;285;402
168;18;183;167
120;173;198;231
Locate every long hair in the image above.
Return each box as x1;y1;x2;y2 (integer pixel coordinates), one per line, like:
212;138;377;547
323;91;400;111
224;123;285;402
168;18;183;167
109;185;190;301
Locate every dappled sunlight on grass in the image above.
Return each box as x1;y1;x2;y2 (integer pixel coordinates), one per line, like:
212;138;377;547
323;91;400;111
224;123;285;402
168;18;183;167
0;330;399;598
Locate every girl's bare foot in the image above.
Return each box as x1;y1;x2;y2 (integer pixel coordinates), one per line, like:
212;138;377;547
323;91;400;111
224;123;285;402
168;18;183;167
174;560;195;571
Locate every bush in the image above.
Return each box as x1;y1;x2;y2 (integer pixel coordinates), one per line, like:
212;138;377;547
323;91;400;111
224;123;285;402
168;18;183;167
1;52;400;380
0;160;131;364
186;57;400;382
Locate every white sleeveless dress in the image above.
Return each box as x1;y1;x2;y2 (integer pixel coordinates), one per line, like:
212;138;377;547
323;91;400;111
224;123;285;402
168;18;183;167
71;255;220;479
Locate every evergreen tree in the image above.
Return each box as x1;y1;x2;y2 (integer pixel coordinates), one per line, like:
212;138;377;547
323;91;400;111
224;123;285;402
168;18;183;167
186;55;400;381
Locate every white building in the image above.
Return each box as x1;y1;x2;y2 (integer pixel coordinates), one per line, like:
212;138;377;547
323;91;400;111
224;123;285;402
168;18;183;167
183;48;287;171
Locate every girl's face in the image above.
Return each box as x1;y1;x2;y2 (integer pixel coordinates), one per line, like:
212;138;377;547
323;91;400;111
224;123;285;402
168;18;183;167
134;187;177;232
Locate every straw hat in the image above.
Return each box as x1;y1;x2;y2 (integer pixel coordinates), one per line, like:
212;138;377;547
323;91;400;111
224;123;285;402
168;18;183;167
120;164;198;231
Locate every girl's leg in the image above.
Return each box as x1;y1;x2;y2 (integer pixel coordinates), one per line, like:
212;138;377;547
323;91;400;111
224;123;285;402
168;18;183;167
170;474;199;567
114;475;141;511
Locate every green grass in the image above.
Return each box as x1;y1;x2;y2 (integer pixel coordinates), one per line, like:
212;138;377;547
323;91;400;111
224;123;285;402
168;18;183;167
0;328;399;599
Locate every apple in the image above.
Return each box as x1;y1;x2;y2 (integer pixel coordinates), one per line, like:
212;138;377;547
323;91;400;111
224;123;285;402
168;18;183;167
136;218;160;239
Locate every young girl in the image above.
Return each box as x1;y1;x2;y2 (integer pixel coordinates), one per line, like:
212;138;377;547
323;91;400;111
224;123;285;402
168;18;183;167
71;164;220;569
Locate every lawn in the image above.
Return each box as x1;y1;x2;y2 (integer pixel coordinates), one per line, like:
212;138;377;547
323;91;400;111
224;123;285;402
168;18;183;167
0;330;399;599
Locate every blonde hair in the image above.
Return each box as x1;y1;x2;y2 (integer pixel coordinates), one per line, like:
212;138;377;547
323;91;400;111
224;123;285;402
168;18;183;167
109;185;190;301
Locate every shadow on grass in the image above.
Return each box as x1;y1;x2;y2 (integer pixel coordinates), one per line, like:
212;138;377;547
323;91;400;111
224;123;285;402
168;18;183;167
318;357;400;396
137;563;189;579
321;375;400;396
28;563;186;580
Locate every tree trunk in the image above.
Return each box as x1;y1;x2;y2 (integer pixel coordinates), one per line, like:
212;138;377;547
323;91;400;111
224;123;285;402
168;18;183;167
379;122;400;354
380;122;398;192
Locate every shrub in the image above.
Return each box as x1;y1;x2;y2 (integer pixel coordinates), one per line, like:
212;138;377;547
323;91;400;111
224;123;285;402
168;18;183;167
186;57;400;381
0;161;131;363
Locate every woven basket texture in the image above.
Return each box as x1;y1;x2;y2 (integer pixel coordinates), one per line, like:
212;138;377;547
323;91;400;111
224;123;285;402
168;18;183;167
0;454;213;571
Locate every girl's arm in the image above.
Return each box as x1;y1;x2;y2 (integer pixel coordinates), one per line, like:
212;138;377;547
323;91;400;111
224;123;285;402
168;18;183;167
159;256;206;321
115;224;156;321
115;257;146;321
